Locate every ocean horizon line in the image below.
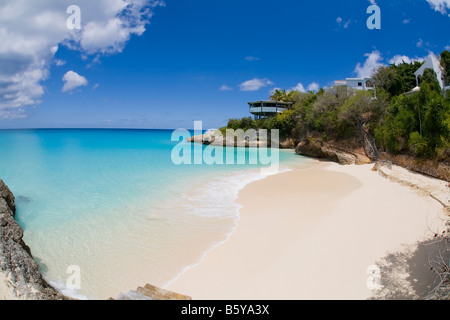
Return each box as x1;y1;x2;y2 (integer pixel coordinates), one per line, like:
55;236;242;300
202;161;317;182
0;127;195;131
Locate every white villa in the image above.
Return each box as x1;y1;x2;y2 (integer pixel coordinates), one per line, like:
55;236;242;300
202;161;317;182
405;55;449;95
334;77;375;91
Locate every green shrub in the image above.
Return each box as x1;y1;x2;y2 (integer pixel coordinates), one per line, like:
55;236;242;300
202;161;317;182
408;132;429;157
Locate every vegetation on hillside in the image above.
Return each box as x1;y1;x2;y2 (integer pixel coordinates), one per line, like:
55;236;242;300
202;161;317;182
223;50;450;162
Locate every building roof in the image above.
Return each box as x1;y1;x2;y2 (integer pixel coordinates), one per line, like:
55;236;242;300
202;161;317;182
248;100;293;105
345;77;373;81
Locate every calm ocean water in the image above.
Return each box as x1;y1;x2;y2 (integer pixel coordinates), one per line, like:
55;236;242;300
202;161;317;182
0;129;310;299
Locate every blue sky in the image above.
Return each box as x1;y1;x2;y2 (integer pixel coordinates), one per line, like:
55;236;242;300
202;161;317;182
0;0;449;130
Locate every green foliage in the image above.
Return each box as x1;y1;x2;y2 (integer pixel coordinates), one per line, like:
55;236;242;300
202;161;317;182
340;90;386;129
227;117;257;131
218;127;228;135
224;49;449;161
420;68;441;93
269;89;295;103
374;76;450;160
373;66;398;95
436;136;450;161
310;86;352;138
375;92;420;153
266;110;296;138
373;61;424;97
421;87;449;154
408;131;429;157
441;50;450;85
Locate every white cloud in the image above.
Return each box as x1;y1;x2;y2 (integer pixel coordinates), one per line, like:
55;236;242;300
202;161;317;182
426;0;450;16
291;83;306;92
62;71;88;92
417;38;424;48
354;51;385;78
54;59;66;67
402;18;411;24
0;0;164;118
245;56;260;62
219;85;232;91
291;82;320;93
307;82;320;92
388;55;426;66
336;17;343;24
239;78;274;92
446;45;450;51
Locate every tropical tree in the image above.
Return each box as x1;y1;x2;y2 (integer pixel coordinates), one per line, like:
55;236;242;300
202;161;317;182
420;68;441;93
372;60;424;97
373;65;398;96
269;89;295;102
270;89;286;101
441;50;450;85
339;90;387;138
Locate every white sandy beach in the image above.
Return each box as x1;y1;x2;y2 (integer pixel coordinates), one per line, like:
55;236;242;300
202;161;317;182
1;160;448;300
167;161;449;300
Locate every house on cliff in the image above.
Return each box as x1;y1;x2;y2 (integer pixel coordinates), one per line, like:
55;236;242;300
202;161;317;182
405;54;449;96
248;100;293;120
414;55;449;93
334;77;377;99
334;77;375;91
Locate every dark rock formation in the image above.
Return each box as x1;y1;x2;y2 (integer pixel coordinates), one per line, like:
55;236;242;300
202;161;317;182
295;137;372;165
0;179;67;300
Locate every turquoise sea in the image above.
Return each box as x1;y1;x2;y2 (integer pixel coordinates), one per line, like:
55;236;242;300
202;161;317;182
0;129;310;299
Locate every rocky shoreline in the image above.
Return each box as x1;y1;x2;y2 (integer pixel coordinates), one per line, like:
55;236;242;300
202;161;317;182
294;137;373;165
0;179;67;300
188;132;449;182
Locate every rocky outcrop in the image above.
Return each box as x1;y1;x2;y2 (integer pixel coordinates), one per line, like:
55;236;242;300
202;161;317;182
188;132;299;150
379;153;450;183
187;132;269;148
295;137;372;165
0;179;67;300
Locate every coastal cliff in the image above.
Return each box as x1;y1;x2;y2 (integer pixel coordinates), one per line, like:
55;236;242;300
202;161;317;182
0;179;67;300
294;137;372;165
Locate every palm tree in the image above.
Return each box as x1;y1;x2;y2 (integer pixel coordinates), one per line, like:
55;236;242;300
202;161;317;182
270;89;286;101
271;89;297;102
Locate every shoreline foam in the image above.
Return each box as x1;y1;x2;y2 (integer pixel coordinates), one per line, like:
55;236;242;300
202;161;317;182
162;164;299;289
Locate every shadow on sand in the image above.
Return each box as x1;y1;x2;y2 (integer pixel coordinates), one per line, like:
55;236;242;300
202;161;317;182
370;233;449;300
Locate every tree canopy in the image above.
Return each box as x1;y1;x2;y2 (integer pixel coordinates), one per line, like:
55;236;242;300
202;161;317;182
225;49;450;161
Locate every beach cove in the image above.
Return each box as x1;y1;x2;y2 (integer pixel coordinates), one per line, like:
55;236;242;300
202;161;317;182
0;129;448;300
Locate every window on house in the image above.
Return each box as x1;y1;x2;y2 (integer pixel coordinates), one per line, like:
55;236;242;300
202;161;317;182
358;82;362;87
